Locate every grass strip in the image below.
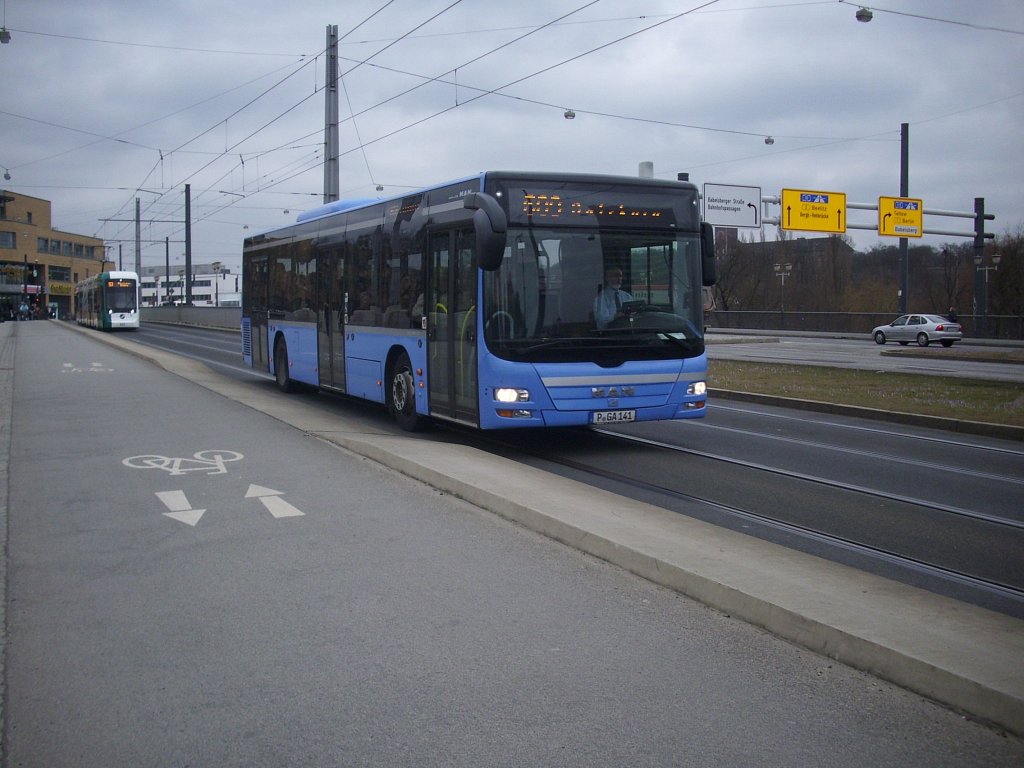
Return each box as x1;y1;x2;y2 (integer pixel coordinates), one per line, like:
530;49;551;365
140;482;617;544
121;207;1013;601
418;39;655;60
709;360;1024;428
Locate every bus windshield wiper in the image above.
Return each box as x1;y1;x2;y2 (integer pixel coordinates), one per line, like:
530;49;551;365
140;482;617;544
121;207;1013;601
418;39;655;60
657;331;695;352
516;337;606;353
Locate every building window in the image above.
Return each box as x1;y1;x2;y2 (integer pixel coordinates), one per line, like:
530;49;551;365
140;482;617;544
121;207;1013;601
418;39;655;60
49;265;71;282
49;240;60;255
38;237;49;253
0;231;14;249
62;241;72;257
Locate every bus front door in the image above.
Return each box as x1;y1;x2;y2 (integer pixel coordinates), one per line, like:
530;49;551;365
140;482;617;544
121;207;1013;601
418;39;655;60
427;229;478;424
316;246;346;391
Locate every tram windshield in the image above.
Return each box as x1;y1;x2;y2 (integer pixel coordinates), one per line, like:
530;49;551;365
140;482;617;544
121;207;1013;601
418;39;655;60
107;280;138;312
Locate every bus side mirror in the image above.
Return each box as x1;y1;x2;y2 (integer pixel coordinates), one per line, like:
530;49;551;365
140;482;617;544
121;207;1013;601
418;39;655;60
464;192;507;271
701;221;718;286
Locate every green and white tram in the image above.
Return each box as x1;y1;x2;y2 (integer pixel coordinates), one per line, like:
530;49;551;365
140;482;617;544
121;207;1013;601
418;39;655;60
75;271;140;330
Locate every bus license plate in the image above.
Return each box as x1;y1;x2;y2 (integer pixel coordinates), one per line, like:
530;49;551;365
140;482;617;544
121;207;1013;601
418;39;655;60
593;409;636;424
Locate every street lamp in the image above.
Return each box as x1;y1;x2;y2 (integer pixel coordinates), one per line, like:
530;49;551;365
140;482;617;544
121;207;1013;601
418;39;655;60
1;0;11;43
973;253;1001;336
212;261;222;307
773;262;793;315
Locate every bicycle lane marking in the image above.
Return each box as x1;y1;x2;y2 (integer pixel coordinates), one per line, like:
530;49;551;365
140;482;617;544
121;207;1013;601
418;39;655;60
122;450;307;526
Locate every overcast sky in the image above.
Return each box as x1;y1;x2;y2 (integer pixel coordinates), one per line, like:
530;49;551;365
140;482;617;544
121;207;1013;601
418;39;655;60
2;0;1022;272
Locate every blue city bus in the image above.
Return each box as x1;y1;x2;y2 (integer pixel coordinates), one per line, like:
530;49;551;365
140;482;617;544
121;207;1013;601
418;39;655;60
75;270;140;330
241;171;717;431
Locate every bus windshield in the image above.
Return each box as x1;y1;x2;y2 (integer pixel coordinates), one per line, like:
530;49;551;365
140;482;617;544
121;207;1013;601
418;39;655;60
483;228;705;363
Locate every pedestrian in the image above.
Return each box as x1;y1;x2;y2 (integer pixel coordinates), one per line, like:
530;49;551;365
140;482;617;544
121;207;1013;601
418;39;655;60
947;306;958;322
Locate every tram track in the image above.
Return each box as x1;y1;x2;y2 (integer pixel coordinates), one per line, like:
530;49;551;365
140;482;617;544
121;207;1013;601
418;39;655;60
712;402;1024;456
475;425;1024;617
592;428;1024;532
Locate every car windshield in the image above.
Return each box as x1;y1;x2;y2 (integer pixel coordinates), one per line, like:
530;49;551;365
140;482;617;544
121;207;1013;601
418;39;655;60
482;227;705;364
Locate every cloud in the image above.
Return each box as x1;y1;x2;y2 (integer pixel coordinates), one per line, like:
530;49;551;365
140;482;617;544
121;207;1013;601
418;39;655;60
2;0;1021;265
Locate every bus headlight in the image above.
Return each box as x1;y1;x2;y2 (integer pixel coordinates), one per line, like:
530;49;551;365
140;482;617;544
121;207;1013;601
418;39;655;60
495;387;530;403
687;381;707;396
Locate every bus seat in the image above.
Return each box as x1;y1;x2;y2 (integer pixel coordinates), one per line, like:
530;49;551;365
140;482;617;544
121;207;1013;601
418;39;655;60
383;305;409;328
350;309;382;326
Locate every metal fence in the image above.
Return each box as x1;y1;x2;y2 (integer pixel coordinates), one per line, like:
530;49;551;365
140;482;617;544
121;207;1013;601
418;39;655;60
708;311;1024;340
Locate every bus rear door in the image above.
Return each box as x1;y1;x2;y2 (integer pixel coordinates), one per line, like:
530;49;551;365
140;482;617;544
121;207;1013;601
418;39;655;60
246;254;270;372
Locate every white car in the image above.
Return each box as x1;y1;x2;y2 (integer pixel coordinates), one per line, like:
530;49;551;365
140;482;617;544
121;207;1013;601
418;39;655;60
872;314;962;348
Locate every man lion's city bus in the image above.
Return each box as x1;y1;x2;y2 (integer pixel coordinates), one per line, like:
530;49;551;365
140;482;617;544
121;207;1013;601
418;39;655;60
75;270;141;330
242;171;717;431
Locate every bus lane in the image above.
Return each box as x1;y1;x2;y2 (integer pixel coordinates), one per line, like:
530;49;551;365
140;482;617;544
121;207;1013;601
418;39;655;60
3;320;1023;767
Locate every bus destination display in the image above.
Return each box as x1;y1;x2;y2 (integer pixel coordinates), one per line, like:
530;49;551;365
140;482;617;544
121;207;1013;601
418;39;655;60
499;184;696;229
522;193;662;221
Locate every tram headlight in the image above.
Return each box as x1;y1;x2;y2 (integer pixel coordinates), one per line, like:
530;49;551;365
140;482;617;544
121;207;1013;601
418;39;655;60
494;387;530;403
687;381;707;396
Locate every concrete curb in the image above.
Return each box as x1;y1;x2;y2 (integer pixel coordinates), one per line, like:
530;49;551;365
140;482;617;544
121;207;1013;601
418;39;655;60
56;321;1024;737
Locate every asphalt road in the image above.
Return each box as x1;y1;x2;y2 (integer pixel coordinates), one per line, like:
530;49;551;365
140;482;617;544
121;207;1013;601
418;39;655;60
3;322;1022;764
706;333;1024;383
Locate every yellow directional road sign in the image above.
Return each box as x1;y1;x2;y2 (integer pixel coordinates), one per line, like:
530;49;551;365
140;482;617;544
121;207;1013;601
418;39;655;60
878;196;923;238
780;188;847;233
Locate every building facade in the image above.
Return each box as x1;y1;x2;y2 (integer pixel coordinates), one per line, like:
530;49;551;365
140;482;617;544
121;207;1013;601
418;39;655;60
139;263;241;308
0;190;110;319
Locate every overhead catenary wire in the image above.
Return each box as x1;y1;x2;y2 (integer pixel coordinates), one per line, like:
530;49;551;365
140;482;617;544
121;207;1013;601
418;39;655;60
62;0;1018;257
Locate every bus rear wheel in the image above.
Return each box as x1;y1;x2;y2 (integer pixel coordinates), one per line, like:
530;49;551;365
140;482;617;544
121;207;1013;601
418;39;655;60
274;336;294;393
389;351;425;431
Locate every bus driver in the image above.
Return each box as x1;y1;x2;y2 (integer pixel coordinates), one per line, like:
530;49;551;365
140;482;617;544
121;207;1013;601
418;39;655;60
593;267;632;329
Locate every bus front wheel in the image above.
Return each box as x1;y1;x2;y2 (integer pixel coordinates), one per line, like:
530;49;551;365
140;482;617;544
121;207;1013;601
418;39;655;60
274;336;294;393
389;351;425;431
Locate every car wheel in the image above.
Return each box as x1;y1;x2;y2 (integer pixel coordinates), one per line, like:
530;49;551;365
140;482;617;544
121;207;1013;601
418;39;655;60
941;339;955;348
274;336;294;392
917;332;929;347
389;351;425;431
873;331;886;345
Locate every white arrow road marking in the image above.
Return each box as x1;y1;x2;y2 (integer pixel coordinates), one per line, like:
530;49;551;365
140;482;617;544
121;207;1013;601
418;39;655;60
245;484;305;518
163;509;206;526
156;490;193;511
155;490;206;526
